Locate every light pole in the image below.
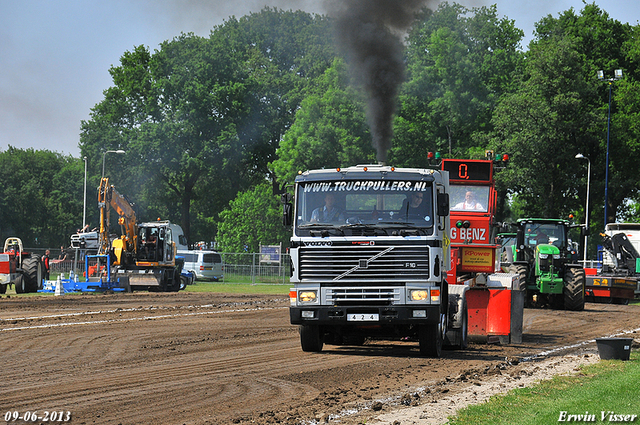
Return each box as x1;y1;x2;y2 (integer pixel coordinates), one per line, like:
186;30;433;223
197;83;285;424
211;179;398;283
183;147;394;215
598;69;623;225
101;149;125;179
83;156;88;230
575;153;591;265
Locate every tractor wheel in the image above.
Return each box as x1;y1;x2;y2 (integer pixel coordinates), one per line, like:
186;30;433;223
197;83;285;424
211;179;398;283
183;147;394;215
509;264;528;292
22;256;41;293
563;267;585;311
299;325;323;352
14;275;26;294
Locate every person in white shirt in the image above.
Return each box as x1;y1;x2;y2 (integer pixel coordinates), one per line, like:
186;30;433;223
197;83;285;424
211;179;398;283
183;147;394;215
453;191;484;210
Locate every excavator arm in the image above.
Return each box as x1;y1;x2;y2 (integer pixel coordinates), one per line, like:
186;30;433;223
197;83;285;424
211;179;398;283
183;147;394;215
97;178;138;259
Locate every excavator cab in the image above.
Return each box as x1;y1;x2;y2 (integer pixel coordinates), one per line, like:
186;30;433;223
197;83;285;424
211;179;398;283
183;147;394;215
136;222;174;266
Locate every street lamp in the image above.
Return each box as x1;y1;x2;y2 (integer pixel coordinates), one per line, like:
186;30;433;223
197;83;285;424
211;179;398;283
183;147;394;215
101;149;125;179
83;156;87;230
598;69;623;225
575;153;591;265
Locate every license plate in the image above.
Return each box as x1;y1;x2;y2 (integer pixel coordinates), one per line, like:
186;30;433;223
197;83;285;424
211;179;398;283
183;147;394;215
347;313;379;322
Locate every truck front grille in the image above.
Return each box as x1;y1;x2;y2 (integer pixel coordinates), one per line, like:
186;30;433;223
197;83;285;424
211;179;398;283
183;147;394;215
299;245;429;283
325;287;402;305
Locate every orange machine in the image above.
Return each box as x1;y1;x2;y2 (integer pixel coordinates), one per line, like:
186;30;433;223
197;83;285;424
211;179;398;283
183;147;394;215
443;155;523;344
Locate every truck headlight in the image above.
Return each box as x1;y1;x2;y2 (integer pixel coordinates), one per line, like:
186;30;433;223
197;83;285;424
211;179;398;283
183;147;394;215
410;290;429;301
299;290;317;303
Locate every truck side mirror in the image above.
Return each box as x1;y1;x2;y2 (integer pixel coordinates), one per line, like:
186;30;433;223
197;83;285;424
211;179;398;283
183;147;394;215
437;193;449;217
282;193;293;227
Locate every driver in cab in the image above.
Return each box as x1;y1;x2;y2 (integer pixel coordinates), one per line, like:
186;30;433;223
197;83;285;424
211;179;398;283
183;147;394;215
310;193;346;223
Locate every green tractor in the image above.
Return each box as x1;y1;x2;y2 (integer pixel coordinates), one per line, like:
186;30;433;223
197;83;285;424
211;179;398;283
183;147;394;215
506;219;585;311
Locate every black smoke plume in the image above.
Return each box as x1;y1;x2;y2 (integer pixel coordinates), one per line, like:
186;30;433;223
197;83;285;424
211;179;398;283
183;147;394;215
325;0;433;164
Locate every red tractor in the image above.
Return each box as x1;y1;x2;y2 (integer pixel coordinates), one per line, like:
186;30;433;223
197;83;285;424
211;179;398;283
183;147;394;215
0;238;42;294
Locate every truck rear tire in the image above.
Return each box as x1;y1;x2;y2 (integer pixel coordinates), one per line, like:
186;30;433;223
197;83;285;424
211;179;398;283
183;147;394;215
300;325;323;352
563;267;585;311
22;256;41;293
0;283;6;294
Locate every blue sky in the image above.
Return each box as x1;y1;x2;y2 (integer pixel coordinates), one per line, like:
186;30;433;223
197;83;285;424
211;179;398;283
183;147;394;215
1;0;638;157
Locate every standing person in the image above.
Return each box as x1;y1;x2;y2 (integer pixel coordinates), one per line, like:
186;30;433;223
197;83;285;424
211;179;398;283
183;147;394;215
43;249;51;280
58;246;67;261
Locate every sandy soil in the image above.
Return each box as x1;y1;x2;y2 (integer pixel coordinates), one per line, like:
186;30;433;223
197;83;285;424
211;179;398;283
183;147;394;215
0;292;638;425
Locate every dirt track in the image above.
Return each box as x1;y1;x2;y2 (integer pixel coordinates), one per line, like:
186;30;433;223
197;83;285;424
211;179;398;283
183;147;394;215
0;292;638;425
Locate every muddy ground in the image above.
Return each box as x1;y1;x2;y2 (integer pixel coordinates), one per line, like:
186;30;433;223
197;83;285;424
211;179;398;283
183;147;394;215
0;292;638;425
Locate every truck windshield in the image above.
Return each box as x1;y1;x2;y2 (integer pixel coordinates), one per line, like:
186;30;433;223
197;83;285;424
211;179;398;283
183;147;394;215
295;180;435;236
449;185;490;213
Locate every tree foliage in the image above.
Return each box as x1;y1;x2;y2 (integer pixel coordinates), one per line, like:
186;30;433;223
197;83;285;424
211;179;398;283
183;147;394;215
78;8;335;246
0;147;83;247
216;183;290;252
3;3;640;254
392;3;524;166
271;59;376;183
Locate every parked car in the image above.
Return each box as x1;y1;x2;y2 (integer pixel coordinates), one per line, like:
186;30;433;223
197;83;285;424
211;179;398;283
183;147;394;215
177;250;223;281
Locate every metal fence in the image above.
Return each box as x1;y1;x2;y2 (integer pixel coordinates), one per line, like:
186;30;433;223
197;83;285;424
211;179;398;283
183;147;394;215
27;248;291;285
219;252;291;285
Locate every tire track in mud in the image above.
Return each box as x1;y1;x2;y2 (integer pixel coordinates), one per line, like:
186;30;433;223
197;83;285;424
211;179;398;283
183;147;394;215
1;295;639;425
0;302;370;424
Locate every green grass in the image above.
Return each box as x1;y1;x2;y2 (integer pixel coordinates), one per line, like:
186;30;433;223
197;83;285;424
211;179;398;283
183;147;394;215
185;281;289;295
448;352;640;425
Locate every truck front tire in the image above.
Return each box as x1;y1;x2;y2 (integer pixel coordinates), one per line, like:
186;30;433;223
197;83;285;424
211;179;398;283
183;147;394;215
300;325;323;352
419;320;444;358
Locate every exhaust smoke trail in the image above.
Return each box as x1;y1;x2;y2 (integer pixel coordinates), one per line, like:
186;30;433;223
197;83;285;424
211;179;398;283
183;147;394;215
325;0;436;164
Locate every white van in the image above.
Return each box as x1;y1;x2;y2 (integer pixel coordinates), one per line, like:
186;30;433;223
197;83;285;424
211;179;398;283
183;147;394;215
177;250;223;281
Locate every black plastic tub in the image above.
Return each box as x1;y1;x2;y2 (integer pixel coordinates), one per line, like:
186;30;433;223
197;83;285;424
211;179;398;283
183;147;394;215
595;338;633;360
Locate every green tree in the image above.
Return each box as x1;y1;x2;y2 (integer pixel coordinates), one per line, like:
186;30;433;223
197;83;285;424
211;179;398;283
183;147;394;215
216;182;290;252
392;2;523;166
0;147;83;247
491;34;597;219
80;9;335;246
533;2;637;226
271;58;376;184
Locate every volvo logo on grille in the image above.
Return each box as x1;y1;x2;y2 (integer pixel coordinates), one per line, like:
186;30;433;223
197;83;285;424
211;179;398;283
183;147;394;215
303;240;333;247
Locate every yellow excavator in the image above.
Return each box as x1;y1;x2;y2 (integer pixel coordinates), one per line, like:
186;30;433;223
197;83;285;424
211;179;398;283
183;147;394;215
97;177;180;291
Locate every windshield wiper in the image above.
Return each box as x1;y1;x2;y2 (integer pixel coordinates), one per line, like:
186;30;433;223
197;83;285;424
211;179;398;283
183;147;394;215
377;222;431;236
298;223;345;236
338;223;389;236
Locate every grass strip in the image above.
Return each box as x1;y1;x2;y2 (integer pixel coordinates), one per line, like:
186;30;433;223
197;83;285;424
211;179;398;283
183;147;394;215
185;282;289;295
448;352;640;425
